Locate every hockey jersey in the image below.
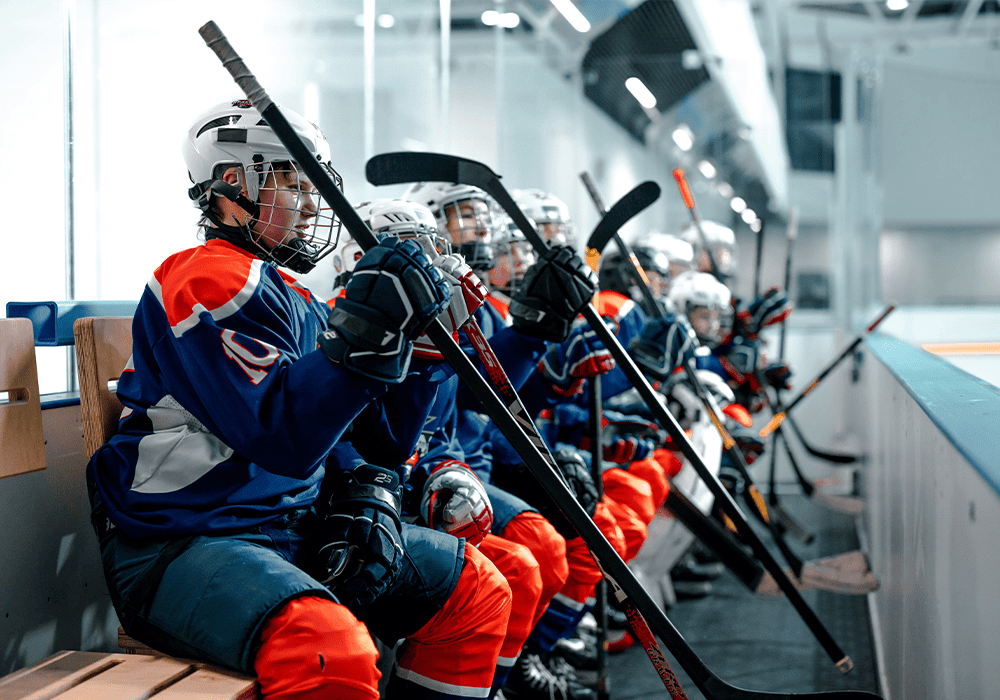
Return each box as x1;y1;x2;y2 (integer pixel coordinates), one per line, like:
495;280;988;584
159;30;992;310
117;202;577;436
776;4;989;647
89;239;436;539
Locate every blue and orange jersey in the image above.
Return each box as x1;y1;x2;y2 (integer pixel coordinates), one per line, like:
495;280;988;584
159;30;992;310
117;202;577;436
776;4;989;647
588;289;648;400
89;239;437;539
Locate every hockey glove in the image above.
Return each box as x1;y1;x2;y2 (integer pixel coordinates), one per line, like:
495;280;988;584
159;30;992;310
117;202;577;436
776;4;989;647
764;361;793;391
730;427;766;465
668;369;735;417
533;448;599;540
319;238;451;383
629;314;698;382
743;288;793;339
538;319;615;397
318;464;405;608
421;460;493;547
602;434;657;464
414;251;489;360
509;245;598;342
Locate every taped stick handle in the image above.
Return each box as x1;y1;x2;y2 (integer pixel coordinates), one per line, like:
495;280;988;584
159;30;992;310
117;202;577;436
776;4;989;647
672;168;724;283
199;22;274;114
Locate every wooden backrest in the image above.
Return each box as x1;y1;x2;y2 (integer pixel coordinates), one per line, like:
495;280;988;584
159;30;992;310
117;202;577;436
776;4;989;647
0;318;46;479
73;317;133;458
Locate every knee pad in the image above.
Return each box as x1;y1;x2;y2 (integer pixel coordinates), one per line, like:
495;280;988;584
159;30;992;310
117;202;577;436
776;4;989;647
603;468;656;524
394;544;512;696
604;495;649;562
500;511;569;611
478;534;542;660
255;596;380;700
626;456;671;509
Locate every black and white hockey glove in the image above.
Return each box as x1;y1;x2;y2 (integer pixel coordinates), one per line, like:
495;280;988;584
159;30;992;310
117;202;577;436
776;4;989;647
413;252;488;360
319;238;451;383
421;459;493;547
318;464;405;608
509;246;598;342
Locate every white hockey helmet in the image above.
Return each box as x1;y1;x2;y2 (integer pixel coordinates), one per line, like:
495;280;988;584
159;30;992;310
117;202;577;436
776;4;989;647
402;181;500;271
355;198;448;251
512;188;575;247
182;99;342;274
679;220;738;285
667;270;732;345
489;214;537;295
648;233;695;279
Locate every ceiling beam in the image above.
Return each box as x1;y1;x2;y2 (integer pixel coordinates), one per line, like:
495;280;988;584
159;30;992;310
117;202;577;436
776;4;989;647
956;0;988;35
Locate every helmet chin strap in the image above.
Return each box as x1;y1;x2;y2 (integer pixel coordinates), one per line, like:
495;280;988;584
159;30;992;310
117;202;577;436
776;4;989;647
191;178;321;274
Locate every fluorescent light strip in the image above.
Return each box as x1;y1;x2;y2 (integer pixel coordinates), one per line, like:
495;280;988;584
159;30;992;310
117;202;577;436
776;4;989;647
550;0;591;32
625;77;657;109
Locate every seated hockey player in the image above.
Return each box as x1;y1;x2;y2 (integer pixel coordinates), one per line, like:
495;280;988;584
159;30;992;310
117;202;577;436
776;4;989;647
512;188;576;247
348;196;610;699
677;220;793;411
85;100;513;700
596;233;695;317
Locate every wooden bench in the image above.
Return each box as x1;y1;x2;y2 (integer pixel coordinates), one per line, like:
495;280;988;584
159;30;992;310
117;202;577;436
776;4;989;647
0;318;46;480
71;316;259;697
0;650;256;699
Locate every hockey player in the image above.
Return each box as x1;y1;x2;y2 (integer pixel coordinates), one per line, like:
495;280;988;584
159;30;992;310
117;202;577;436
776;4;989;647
512;188;576;247
85;100;513;700
679;219;739;288
597;234;694;316
347;196;609;699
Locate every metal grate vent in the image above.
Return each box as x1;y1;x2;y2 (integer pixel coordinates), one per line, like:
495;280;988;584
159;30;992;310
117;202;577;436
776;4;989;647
582;0;710;143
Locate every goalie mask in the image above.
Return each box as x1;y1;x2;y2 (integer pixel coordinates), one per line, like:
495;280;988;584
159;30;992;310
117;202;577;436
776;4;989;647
489;214;537;295
403;181;500;272
679;220;737;287
183;99;343;274
667;270;732;346
512;188;575;247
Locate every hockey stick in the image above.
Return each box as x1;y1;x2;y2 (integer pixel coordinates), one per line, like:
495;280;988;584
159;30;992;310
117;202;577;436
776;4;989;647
778;207;798;361
365;152;868;677
589;347;611;700
769;210;858;465
779;425;865;515
672;168;725;282
760;304;895;438
753;219;765;300
580;173;810;576
464;183;690;699
784;414;858;464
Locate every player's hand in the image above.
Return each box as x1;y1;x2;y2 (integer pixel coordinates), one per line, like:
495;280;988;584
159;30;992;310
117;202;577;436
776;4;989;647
319;238;451;382
413;249;488;360
318;464;404;607
538;319;615;397
629;313;698;381
510;245;598;342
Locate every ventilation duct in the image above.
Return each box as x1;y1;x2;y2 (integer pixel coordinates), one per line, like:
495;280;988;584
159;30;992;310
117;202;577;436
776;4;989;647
581;0;789;213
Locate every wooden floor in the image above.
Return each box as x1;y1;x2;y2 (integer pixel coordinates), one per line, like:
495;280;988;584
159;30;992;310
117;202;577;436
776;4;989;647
600;493;881;699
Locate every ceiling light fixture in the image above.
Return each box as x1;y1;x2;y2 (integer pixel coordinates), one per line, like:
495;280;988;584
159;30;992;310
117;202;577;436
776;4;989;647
625;77;657;109
482;10;521;28
550;0;591;32
671;124;694;151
